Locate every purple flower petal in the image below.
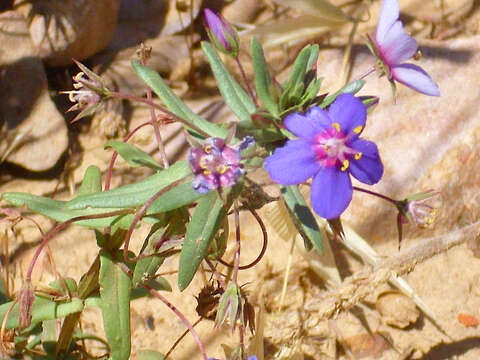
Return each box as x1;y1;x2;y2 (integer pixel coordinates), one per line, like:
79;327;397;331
264;140;320;185
379;21;418;65
391;63;440;96
311;167;352;219
188;148;204;172
348;139;384;185
204;9;230;49
327;94;366;137
284;107;330;141
375;0;399;44
192;173;218;194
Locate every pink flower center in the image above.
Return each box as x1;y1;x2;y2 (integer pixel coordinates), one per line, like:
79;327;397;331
312;123;362;171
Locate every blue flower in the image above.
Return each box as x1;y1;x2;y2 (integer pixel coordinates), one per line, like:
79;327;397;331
264;94;384;219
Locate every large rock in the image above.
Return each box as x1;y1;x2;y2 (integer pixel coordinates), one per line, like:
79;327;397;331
0;11;68;171
14;0;121;66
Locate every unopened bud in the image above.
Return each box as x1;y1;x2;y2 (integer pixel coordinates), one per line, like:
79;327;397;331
18;282;35;328
204;9;239;57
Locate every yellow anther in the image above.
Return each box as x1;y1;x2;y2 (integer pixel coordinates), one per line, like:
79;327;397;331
203;144;213;153
354;152;362;160
216;165;228;174
203;169;212;175
353;125;363;134
341;160;349;171
199;157;208;169
332;123;341;132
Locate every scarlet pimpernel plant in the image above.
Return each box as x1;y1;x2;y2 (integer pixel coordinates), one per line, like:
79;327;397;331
0;0;442;359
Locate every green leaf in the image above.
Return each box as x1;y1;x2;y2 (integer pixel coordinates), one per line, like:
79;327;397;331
281;186;324;254
201;41;257;124
105;141;162;170
251;38;279;118
0;297;83;330
78;166;102;196
320;80;366;108
138;350;165;360
1;192;129;228
66;161;190;210
131;277;172;299
99;250;131;360
178;191;230;291
284;44;316;89
132;256;165;288
131;60;226;138
2;162;202;229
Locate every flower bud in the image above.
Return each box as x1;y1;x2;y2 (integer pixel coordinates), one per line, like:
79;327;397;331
204;9;239;57
18;282;35;328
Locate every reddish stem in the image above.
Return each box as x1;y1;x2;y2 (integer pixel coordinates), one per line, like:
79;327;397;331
143;284;208;360
25;210;132;282
122;176;189;263
217;203;268;270
234;57;257;106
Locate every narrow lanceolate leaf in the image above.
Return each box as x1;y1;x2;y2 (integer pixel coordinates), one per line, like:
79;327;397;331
284;45;315;89
105;141;162;170
2;163;202;229
77;166;102;196
99;250;131;360
2;191;126;228
66;161;190;210
132;256;165;288
131;60;226;138
178;191;228;291
320;80;366;108
201;41;257;124
0;297;83;330
281;186;324;255
251;38;279;118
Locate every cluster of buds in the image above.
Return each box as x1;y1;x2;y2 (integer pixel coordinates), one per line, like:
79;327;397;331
204;9;240;57
61;60;111;123
189;137;254;194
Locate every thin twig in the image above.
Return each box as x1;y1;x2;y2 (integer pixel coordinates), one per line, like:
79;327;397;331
306;221;480;320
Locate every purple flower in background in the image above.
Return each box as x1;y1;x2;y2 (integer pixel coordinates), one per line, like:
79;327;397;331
265;94;383;219
189;137;252;194
370;0;440;96
204;8;239;56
